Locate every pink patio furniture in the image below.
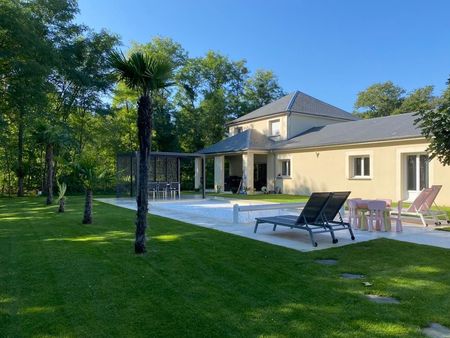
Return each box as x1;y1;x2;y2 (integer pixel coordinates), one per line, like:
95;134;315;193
347;198;362;229
390;200;403;232
392;185;449;226
367;200;388;232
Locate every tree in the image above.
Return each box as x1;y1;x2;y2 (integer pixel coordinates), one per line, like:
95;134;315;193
354;81;405;118
415;79;450;166
109;51;174;254
394;86;437;115
241;70;285;116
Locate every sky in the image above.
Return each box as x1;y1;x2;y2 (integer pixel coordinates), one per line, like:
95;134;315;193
76;0;450;112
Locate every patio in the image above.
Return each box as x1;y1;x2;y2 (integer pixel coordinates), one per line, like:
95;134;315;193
97;197;450;252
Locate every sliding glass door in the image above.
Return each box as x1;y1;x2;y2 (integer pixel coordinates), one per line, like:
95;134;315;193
406;154;429;200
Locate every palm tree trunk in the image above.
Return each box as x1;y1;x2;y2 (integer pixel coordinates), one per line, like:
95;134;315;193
58;197;65;213
135;94;152;254
82;189;93;224
45;143;54;205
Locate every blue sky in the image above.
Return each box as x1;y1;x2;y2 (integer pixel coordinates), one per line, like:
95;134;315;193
77;0;450;112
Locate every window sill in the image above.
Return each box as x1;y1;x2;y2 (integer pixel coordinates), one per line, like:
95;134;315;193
276;176;292;180
349;176;372;180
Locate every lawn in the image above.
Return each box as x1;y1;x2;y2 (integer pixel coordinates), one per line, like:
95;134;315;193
1;197;450;337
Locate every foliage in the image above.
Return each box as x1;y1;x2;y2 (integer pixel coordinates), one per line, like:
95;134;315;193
2;197;450;336
354;81;405;118
56;180;67;202
415;79;450;165
74;156;111;191
354;81;438;118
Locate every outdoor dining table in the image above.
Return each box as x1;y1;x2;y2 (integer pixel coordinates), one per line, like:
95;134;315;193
355;199;392;231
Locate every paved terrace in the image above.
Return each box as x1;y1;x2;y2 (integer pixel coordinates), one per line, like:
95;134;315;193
97;197;450;252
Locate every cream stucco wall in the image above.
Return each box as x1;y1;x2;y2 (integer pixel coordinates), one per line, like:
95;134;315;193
274;139;450;206
228;114;288;140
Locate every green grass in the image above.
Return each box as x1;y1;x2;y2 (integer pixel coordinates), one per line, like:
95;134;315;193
436;227;450;232
1;197;450;337
210;193;310;203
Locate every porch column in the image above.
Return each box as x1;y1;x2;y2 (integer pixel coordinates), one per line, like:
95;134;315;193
242;152;254;194
214;155;224;192
194;157;202;190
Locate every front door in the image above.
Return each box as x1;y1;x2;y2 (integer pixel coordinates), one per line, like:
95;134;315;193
254;163;267;191
405;154;429;201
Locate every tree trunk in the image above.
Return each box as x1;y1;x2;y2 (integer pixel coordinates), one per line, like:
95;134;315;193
17;112;25;197
82;189;93;224
135;95;152;254
45;143;54;205
58;197;65;213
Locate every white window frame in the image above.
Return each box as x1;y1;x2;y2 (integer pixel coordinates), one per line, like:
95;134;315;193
351;156;371;179
346;151;373;180
280;159;291;178
269;119;281;137
234;126;243;135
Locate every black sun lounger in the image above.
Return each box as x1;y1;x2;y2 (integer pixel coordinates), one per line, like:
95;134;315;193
320;191;355;243
254;192;333;247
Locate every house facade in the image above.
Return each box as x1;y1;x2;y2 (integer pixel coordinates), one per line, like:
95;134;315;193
197;91;450;205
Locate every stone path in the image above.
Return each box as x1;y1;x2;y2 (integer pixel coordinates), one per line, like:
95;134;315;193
341;273;365;279
365;294;399;304
422;323;450;338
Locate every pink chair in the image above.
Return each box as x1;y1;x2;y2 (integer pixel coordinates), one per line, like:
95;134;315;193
390;200;403;232
367;200;387;231
347;198;362;229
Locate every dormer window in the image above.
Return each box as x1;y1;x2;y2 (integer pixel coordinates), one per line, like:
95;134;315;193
269;119;280;136
234;127;243;135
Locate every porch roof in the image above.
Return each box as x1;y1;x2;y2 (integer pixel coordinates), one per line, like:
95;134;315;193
198;129;273;155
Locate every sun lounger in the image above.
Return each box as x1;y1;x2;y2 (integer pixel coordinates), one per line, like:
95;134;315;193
320;191;355;242
391;185;449;226
254;192;354;247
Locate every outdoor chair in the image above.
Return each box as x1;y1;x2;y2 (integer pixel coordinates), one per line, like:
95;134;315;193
347;198;362;228
391;185;449;226
157;182;168;199
390;200;403;232
254;192;355;247
169;182;180;199
367;200;387;231
148;182;158;200
320;191;355;242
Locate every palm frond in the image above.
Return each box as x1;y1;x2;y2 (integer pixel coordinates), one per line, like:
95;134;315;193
109;50;174;95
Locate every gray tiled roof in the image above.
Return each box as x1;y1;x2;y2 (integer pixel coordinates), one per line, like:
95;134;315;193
198;129;273;154
274;113;423;150
229;91;358;125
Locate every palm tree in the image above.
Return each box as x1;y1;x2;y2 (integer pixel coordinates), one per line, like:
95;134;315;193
109;51;173;254
76;158;107;224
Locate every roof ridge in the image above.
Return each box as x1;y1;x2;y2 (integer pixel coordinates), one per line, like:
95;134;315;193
286;91;299;111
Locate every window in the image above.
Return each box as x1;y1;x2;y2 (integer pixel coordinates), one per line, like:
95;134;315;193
234;126;243;135
352;156;370;178
269;120;280;136
281;159;291;177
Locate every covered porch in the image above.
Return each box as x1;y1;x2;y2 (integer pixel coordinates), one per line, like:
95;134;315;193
198;152;275;194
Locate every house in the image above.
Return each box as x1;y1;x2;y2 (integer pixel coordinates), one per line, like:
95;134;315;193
196;91;450;205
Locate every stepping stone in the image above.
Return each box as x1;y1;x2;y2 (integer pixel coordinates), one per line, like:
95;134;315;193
362;282;373;287
315;259;337;265
365;294;400;304
341;273;365;279
423;323;450;338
